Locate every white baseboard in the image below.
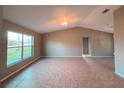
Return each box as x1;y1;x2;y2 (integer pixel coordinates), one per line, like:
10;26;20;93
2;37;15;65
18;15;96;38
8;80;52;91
82;54;91;57
82;54;114;58
42;54;114;58
0;56;41;83
41;56;113;58
41;56;82;57
115;71;124;78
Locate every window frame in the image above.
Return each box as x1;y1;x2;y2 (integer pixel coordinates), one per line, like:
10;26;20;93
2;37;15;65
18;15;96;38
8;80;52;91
7;31;34;67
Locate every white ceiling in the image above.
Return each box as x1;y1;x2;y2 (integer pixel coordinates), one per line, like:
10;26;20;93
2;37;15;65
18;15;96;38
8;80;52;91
3;5;121;33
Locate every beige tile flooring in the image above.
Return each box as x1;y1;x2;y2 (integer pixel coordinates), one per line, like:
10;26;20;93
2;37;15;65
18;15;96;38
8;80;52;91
1;57;124;88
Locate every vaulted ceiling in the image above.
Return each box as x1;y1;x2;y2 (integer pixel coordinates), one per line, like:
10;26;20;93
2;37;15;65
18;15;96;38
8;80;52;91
3;5;121;33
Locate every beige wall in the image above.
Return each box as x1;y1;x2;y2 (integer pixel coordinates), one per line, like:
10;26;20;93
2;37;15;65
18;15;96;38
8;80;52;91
0;19;43;80
0;6;3;80
0;6;2;25
43;27;114;57
114;6;124;77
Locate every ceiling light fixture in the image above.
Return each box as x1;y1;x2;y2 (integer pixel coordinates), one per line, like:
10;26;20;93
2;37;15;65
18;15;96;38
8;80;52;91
61;17;68;26
62;22;68;26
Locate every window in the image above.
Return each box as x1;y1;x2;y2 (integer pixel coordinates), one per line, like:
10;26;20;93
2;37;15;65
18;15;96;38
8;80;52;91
7;31;34;67
23;35;34;59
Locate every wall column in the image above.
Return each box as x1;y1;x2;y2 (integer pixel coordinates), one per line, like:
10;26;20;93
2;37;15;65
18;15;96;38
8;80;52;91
114;6;124;77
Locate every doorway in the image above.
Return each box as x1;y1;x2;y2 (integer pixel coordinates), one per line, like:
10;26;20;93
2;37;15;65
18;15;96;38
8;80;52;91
82;37;90;56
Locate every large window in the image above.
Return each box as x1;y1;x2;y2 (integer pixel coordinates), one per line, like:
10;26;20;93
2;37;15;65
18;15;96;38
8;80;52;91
7;31;34;67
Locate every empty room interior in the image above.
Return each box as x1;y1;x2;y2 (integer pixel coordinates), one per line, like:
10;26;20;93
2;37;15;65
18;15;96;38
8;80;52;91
0;5;124;88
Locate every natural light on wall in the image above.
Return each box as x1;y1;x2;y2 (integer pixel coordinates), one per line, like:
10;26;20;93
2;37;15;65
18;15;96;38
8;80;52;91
7;31;34;67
